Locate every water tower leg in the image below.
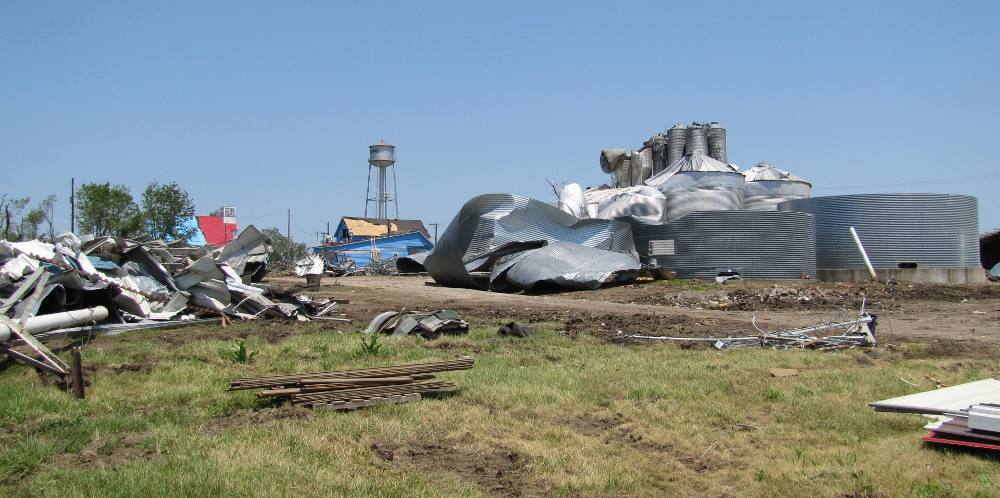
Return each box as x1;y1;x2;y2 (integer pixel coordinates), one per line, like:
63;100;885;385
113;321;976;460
392;165;399;219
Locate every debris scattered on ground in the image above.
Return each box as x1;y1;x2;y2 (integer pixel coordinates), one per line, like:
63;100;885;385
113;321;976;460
769;368;799;377
497;322;537;338
365;310;469;339
229;356;474;409
1;228;333;376
871;379;1000;453
619;300;876;351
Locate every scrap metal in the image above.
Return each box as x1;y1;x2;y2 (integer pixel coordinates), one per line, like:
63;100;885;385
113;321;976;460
1;226;324;376
622;299;876;350
423;193;641;291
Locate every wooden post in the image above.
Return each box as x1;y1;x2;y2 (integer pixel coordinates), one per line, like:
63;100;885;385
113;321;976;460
71;346;85;399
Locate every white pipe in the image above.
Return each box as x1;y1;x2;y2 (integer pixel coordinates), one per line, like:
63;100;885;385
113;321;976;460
0;306;109;343
849;226;878;281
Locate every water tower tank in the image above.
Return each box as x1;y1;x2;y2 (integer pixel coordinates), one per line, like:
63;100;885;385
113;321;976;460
369;142;396;167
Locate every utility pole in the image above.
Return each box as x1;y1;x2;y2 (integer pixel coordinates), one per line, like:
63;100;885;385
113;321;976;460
286;208;291;264
323;221;330;266
430;223;439;244
70;178;76;233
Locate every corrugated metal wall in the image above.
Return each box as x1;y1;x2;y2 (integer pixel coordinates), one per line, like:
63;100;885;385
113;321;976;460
777;193;980;269
624;210;816;279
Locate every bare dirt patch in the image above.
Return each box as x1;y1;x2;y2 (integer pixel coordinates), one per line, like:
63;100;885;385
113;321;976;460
53;433;161;471
371;439;542;497
567;412;724;472
204;405;314;435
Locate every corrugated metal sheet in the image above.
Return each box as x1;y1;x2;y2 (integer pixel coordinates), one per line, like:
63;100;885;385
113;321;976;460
869;379;1000;415
424;194;639;290
778;194;980;269
624;210;816;279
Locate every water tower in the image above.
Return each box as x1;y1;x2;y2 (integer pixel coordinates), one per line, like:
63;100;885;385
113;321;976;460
365;141;399;219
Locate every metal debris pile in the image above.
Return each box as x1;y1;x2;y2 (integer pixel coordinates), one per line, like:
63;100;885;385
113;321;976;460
229;356;474;410
365;309;469;339
322;256;398;277
1;226;337;376
423;193;641;291
621;300;876;351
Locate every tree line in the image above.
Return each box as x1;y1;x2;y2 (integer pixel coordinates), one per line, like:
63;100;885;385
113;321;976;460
1;181;197;243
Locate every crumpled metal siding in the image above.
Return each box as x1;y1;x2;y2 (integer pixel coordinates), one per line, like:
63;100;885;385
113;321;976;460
778;193;980;269
424;194;640;290
743;180;812;211
624;211;816;279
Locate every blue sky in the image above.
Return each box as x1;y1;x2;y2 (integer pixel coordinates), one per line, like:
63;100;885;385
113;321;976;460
3;1;999;242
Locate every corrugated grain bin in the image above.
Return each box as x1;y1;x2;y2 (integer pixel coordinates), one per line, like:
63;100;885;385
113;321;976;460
624;210;816;279
743;162;812;211
778;193;983;283
645;152;745;222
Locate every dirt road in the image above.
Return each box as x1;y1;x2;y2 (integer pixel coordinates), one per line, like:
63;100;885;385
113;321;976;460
270;275;1000;349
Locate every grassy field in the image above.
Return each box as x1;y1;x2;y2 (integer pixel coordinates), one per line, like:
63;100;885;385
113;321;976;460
2;320;999;497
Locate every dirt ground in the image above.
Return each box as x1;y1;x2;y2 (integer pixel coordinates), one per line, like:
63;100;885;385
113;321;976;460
269;274;1000;351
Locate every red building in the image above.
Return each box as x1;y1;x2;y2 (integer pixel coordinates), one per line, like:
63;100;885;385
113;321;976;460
196;207;238;247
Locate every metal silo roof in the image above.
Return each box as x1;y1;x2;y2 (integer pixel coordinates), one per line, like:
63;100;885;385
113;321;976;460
743;162;811;185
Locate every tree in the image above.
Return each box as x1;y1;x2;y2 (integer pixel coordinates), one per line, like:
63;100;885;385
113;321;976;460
22;205;46;240
76;183;143;237
39;195;56;240
0;194;30;240
261;227;307;265
141;181;196;242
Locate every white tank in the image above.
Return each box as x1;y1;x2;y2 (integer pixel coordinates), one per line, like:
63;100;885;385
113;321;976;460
644;152;745;221
743;162;812;211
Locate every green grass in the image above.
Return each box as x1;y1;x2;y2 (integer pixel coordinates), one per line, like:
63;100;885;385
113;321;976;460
1;320;999;497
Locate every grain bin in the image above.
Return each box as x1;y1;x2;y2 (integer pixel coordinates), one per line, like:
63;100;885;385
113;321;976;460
644;152;745;222
684;123;708;156
624;210;816;279
743;162;812;211
778;193;983;283
706;122;727;163
666;124;687;166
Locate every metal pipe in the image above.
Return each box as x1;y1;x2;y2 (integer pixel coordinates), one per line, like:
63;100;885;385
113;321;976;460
849;226;878;281
0;306;109;342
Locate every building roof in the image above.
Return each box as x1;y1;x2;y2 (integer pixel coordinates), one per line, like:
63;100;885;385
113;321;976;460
340;216;430;239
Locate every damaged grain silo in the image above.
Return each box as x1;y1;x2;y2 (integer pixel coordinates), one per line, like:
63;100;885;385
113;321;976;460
602;121;729;188
623;210;816;279
778;193;983;283
644;152;745;222
743;162;812;211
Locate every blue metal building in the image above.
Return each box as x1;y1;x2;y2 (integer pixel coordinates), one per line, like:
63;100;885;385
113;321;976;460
313;231;433;267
